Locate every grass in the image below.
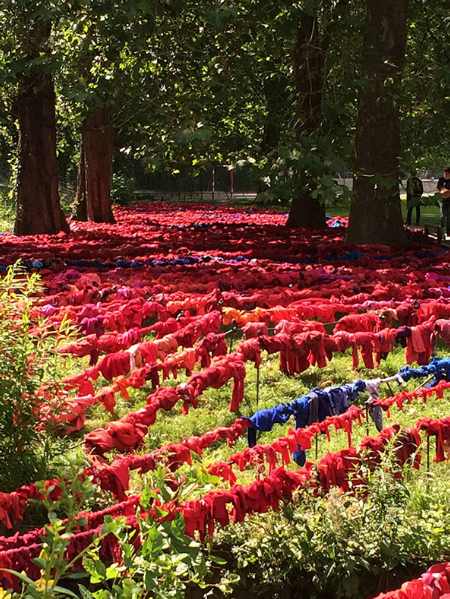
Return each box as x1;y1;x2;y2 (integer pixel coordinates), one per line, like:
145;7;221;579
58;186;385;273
75;337;450;495
327;196;442;227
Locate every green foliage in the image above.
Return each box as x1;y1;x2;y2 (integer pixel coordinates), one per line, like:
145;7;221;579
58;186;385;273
2;466;237;599
402;1;450;171
55;0;161;118
0;185;15;231
111;173;137;206
0;263;75;490
219;450;450;598
244;141;353;206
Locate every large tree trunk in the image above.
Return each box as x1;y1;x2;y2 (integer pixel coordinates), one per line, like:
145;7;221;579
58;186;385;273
82;107;115;224
261;73;289;156
74;141;87;221
346;0;407;245
286;9;326;228
14;27;69;236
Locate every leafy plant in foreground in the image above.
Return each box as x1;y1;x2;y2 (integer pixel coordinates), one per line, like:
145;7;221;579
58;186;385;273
1;466;238;599
0;263;75;491
220;443;450;598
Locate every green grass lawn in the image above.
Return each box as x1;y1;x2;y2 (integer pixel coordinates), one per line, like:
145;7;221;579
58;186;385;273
221;194;443;228
327;196;442;227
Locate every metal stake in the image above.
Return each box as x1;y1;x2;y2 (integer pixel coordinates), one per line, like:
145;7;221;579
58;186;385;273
256;364;260;406
414;374;435;391
365;405;370;435
385;381;394;396
228;327;234;352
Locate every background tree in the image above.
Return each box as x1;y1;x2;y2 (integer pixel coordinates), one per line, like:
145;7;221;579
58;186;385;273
56;0;164;223
287;1;351;228
347;0;408;244
237;0;357;224
0;1;69;235
401;1;450;172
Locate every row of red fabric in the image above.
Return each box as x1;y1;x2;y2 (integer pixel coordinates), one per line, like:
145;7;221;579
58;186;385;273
373;561;450;598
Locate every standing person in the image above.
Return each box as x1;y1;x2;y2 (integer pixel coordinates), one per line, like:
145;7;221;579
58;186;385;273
437;167;450;232
405;171;423;226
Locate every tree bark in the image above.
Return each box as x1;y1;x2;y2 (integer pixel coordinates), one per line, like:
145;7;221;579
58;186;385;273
14;22;69;236
346;0;407;245
82;107;115;224
286;186;326;228
74;141;87;221
261;73;289;156
286;9;326;228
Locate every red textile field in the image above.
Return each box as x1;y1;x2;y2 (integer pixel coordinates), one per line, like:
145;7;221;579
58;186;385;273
1;202;450;597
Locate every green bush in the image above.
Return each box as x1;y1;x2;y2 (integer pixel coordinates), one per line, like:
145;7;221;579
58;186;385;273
2;466;238;599
111;174;137;207
218;446;450;598
0;263;75;491
0;185;15;232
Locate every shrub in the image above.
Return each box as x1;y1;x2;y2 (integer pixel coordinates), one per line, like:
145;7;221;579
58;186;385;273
2;466;238;598
0;263;75;491
219;446;450;598
111;174;137;207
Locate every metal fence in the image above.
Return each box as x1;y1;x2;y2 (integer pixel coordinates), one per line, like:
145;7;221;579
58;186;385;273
0;161;77;200
0;159;444;202
135;165;257;200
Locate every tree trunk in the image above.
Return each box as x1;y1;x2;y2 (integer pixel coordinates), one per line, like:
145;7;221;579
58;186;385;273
74;141;87;221
286;9;326;228
346;0;407;245
261;120;280;157
82;107;115;224
261;73;289;155
14;72;69;236
286;185;326;228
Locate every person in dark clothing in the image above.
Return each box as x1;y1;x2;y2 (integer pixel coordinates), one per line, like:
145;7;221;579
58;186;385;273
405;171;423;225
437;167;450;232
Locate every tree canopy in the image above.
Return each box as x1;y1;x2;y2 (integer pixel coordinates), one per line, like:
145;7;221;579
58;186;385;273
0;0;448;239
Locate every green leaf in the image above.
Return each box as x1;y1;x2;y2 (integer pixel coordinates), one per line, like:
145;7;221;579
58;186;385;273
53;585;81;597
140;485;153;510
144;569;156;591
78;585;94;599
0;568;35;585
82;556;107;584
32;557;48;569
142;525;164;560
